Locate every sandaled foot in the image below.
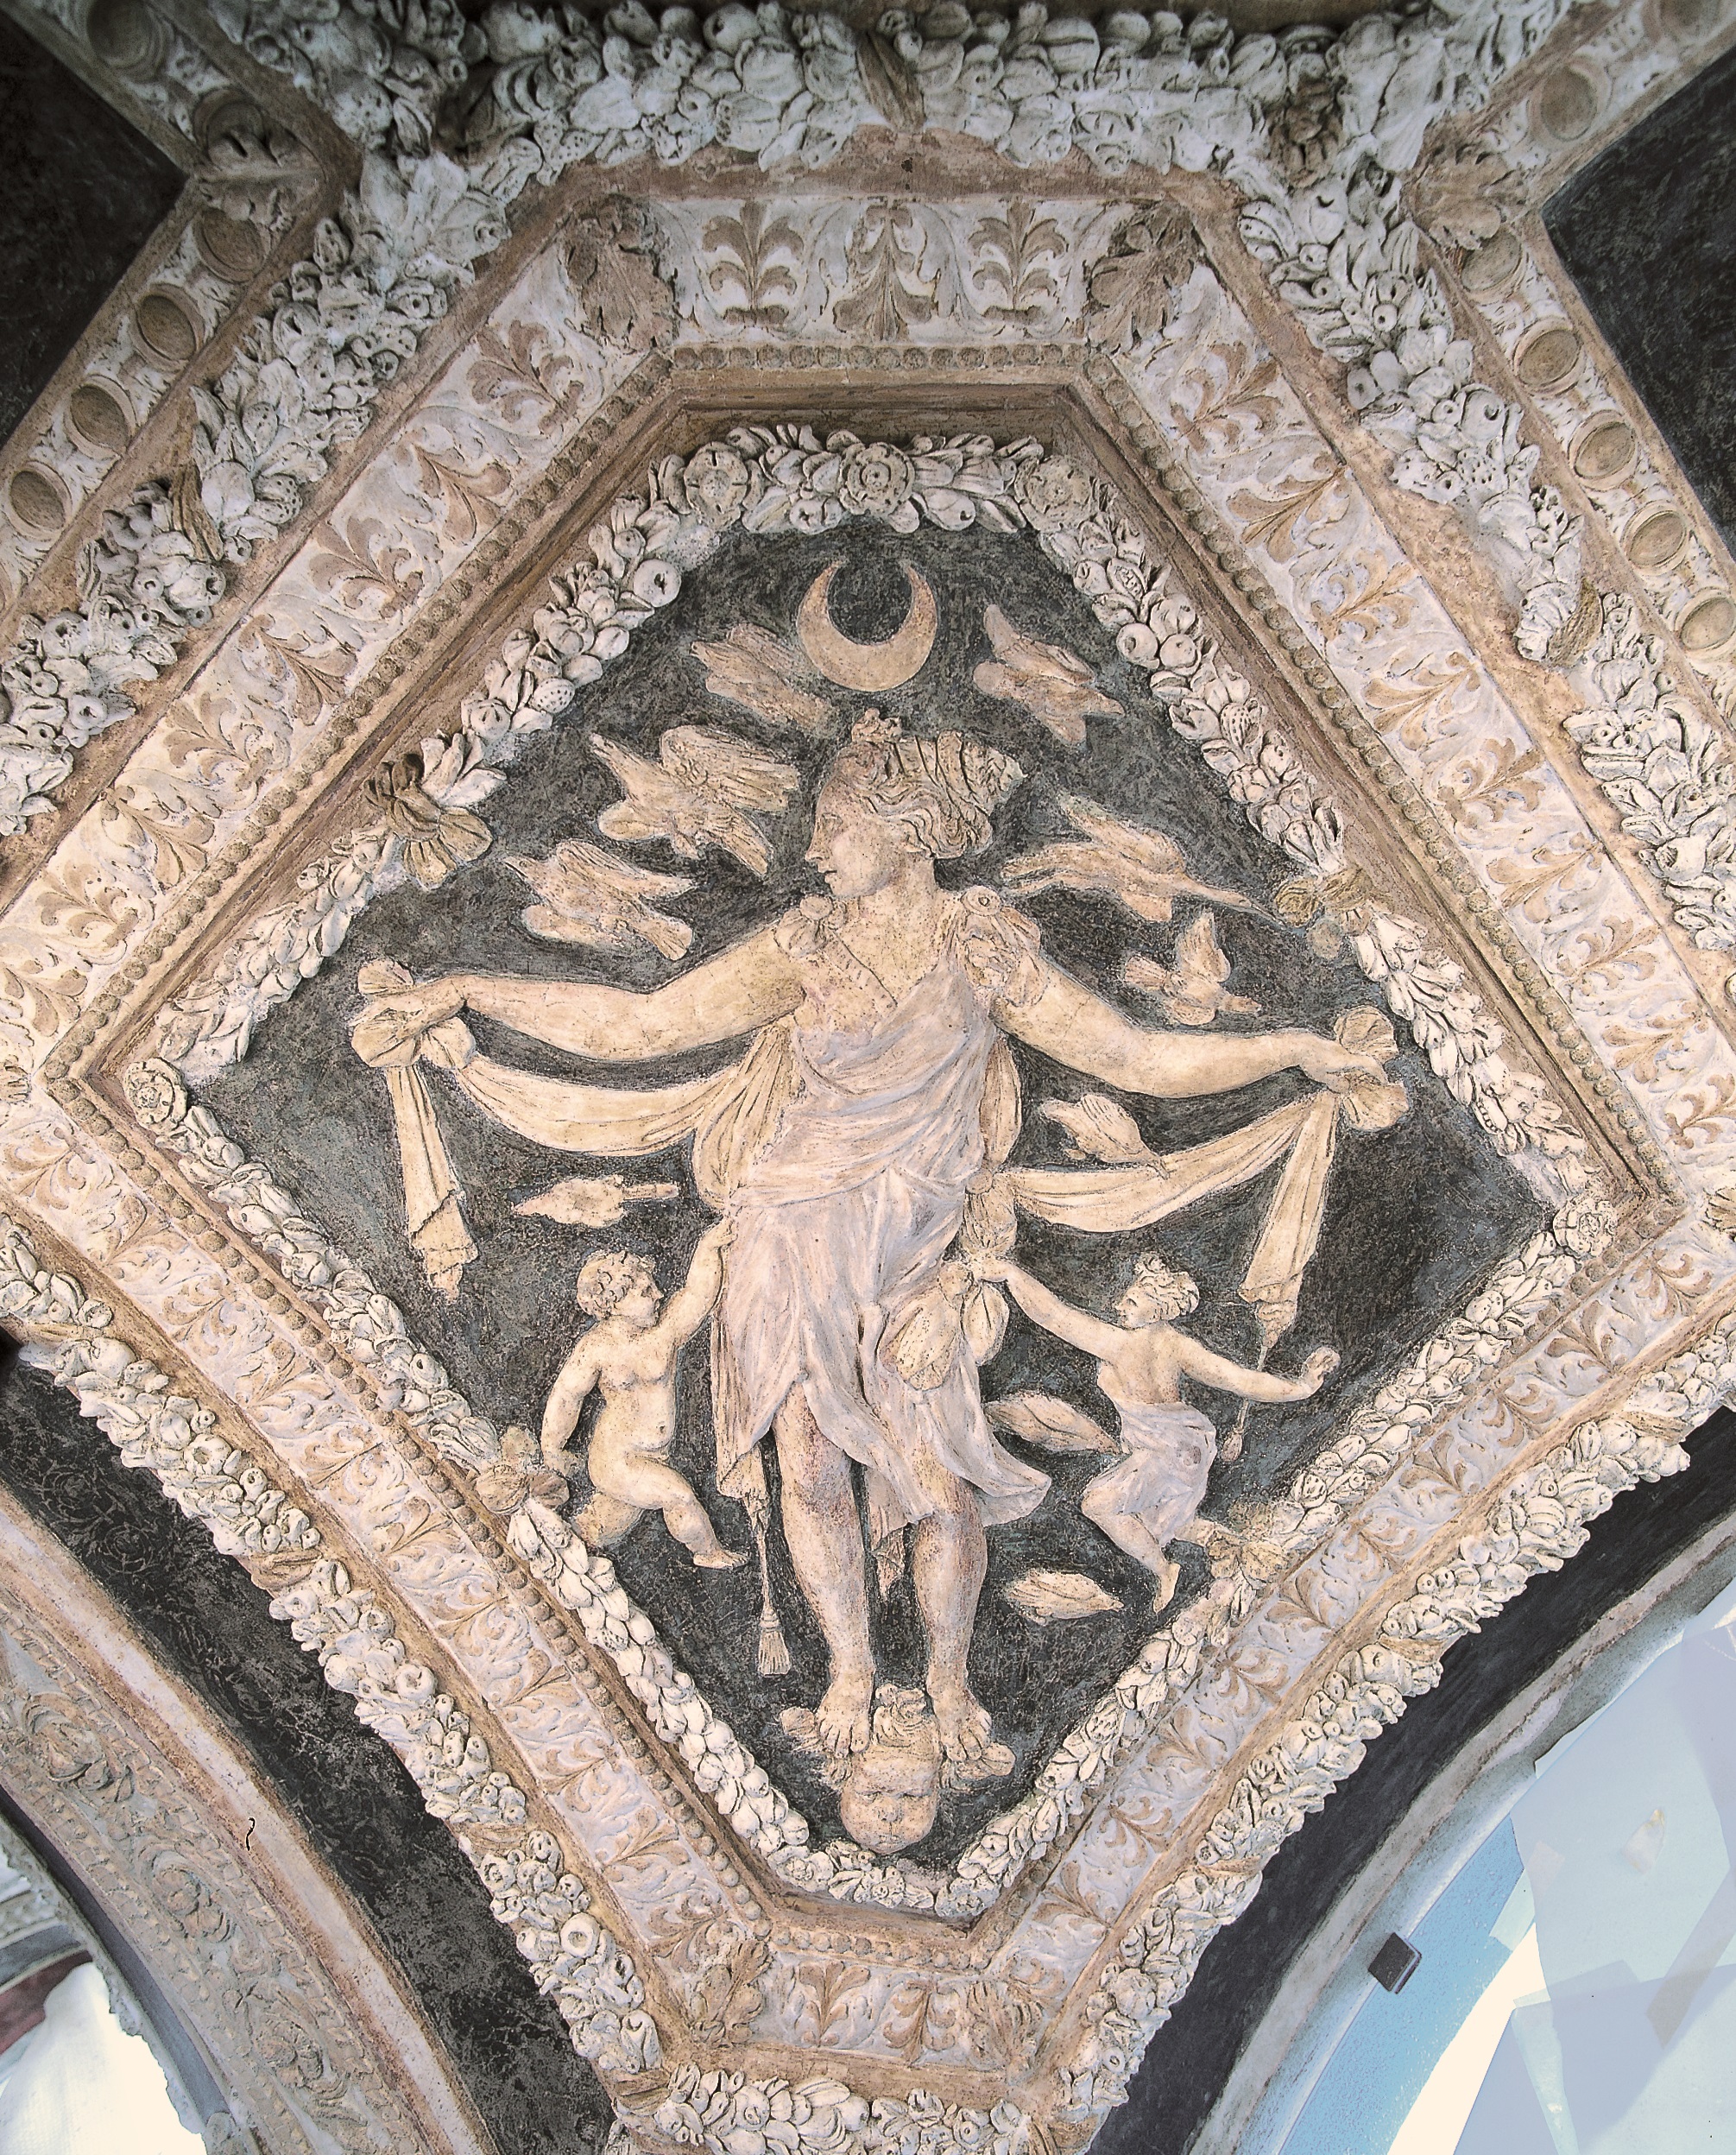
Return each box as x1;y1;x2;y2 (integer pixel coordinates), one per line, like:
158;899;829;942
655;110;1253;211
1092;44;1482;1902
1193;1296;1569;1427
694;1545;748;1569
929;1681;993;1764
815;1671;874;1762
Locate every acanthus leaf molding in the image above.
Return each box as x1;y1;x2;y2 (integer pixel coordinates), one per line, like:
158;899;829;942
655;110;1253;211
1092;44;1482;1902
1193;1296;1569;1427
0;0;1579;824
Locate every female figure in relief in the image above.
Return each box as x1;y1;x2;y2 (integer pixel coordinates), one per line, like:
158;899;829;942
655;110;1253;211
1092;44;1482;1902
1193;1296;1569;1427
355;712;1382;1766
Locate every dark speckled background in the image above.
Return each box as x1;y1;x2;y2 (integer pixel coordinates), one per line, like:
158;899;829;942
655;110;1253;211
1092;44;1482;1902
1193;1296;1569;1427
0;14;181;442
0;1353;611;2154
1547;38;1736;555
210;519;1543;1862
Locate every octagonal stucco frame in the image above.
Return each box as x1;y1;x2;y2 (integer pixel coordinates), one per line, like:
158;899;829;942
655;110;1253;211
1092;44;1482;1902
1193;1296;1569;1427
2;2;1736;2150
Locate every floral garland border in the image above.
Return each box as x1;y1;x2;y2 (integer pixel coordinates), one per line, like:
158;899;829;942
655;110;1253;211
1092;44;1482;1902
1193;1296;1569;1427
0;0;1585;839
0;1207;1046;2155
131;427;1610;1925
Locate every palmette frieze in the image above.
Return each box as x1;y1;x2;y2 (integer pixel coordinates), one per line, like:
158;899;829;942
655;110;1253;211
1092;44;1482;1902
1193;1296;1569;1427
1;2;1736;2140
0;0;1644;836
0;0;1722;1019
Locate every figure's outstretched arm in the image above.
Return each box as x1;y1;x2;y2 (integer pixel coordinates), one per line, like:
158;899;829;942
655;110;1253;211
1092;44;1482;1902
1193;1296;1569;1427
1174;1337;1337;1402
655;1220;735;1344
541;1343;601;1464
359;926;804;1064
1001;963;1385;1099
1001;1263;1125;1361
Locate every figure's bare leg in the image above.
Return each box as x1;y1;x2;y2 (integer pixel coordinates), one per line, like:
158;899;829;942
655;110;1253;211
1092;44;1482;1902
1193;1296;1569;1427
912;1488;991;1764
1083;1486;1181;1615
773;1390;874;1760
594;1456;745;1568
574;1490;643;1551
679;1511;748;1568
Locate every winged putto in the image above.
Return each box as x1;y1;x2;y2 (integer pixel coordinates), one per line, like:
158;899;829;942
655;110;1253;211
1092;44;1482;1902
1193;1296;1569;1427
590;725;800;876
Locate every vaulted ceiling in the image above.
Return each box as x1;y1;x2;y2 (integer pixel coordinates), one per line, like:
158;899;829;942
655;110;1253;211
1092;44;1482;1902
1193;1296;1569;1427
0;4;1733;2153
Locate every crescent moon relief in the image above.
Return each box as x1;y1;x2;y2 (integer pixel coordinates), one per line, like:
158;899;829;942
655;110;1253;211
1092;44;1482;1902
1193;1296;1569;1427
797;559;939;690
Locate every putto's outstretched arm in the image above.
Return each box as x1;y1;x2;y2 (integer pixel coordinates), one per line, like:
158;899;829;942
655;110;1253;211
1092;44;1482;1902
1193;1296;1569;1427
653;1220;735;1344
356;926;803;1064
1002;961;1386;1098
1000;1264;1123;1361
1173;1337;1338;1402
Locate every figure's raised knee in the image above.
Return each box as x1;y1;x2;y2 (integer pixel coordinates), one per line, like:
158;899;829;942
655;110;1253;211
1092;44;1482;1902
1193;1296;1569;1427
575;1495;637;1550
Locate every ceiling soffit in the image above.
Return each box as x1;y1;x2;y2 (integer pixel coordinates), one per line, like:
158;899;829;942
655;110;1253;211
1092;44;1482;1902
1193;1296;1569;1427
0;1480;491;2155
1;3;1735;2152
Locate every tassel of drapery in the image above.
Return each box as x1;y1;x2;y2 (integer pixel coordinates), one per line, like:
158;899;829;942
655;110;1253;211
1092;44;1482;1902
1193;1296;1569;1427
361;966;1406;1406
354;974;803;1678
354;963;478;1300
1222;1008;1406;1459
353;963;799;1299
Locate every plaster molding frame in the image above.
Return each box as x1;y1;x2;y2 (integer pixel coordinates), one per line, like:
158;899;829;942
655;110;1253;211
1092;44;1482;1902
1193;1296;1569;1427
0;1476;496;2155
9;244;1736;2146
0;0;1658;844
111;421;1626;1918
2;0;1736;2142
16;385;1736;2132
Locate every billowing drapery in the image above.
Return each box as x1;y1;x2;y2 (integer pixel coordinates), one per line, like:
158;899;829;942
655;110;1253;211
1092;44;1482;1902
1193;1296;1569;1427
358;955;1402;1363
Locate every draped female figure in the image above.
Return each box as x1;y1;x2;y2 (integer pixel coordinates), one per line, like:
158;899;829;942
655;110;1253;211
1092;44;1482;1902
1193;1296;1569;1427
354;713;1385;1766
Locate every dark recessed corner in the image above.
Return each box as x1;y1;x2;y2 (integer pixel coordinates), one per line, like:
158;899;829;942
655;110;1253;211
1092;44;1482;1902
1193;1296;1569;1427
0;10;183;446
1545;40;1736;557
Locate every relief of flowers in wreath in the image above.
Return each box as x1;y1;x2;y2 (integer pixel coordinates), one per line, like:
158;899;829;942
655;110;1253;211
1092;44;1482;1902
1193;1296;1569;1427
129;427;1608;1918
158;423;1588;1192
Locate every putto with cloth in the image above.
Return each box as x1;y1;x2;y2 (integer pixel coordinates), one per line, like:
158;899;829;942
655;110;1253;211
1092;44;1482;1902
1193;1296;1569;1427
350;554;1406;1852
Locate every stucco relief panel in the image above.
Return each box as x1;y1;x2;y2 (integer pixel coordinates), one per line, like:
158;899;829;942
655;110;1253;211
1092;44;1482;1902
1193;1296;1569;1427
0;1;1734;2147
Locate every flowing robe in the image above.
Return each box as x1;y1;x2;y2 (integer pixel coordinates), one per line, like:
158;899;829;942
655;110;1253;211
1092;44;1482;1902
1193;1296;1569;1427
1086;1400;1217;1545
711;891;1049;1549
